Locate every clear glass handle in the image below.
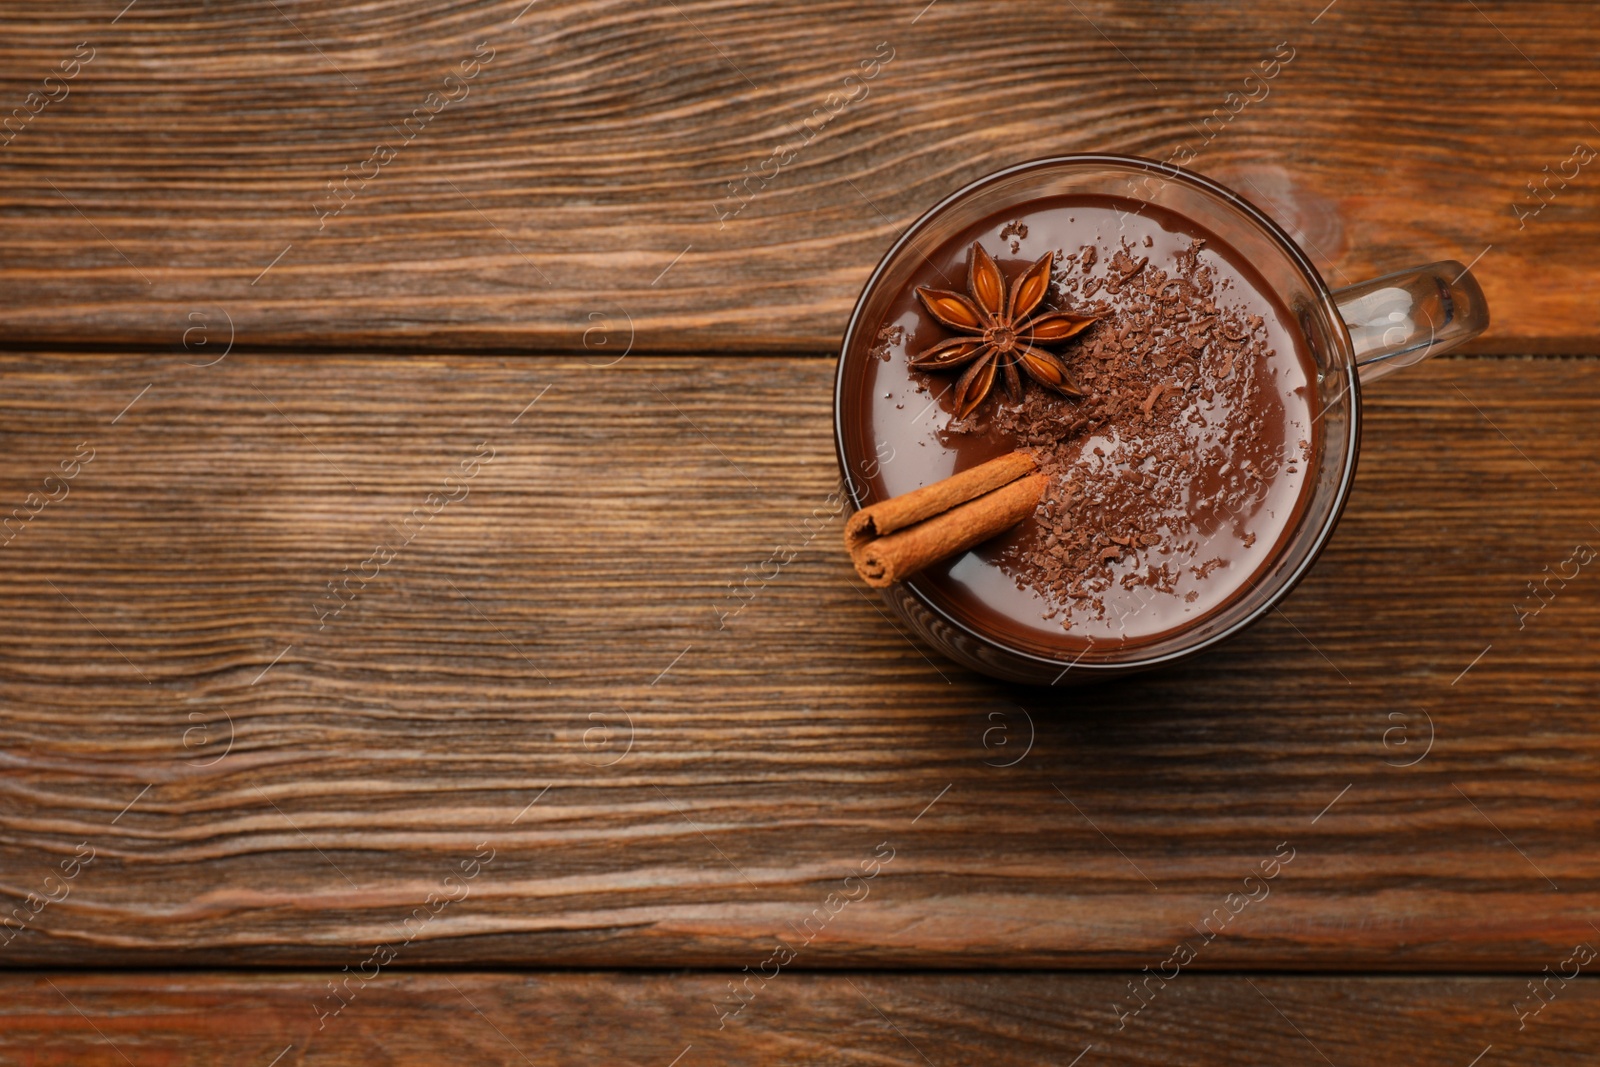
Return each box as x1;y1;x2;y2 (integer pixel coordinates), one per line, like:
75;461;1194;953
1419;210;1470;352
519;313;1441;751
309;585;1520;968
1331;261;1490;384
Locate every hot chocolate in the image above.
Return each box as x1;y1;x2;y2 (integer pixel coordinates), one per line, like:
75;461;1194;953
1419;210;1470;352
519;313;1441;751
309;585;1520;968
849;195;1320;654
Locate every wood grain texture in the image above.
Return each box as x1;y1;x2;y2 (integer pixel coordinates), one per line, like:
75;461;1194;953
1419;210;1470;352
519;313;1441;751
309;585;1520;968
1;352;1598;969
0;0;1596;353
3;972;1598;1065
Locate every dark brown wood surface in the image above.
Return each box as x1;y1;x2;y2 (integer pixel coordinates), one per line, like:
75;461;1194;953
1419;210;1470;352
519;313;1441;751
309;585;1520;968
3;972;1596;1065
5;0;1600;1058
0;0;1596;353
2;353;1596;969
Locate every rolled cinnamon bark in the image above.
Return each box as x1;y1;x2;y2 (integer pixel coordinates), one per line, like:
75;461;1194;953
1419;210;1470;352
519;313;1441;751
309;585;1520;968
851;473;1048;588
844;450;1037;553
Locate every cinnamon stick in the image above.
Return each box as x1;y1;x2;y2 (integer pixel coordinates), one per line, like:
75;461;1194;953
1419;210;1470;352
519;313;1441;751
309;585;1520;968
851;473;1048;588
844;450;1037;553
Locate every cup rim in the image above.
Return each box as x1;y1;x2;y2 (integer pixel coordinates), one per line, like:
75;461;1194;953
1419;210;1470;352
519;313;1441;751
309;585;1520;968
832;153;1363;677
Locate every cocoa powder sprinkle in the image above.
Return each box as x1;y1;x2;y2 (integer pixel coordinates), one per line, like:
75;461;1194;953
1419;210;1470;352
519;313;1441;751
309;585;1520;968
970;237;1287;623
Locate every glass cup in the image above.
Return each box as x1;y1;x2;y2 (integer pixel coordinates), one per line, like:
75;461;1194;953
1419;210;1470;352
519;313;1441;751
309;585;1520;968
834;155;1488;685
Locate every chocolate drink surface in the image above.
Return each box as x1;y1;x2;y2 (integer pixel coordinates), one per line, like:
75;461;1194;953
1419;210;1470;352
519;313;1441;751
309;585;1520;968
851;195;1320;653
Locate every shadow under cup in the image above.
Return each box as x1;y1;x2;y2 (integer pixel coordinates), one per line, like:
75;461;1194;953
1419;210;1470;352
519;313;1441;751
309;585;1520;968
833;156;1361;686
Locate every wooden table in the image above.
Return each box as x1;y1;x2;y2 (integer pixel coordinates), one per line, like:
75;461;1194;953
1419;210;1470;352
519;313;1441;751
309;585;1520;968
2;1;1598;1062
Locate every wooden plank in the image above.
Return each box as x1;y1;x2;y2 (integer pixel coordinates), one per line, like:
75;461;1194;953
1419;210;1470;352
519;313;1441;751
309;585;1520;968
0;1;1595;353
1;972;1596;1065
0;352;1597;968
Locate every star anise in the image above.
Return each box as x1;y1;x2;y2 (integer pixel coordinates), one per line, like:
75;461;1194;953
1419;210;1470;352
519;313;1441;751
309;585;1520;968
911;241;1100;419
